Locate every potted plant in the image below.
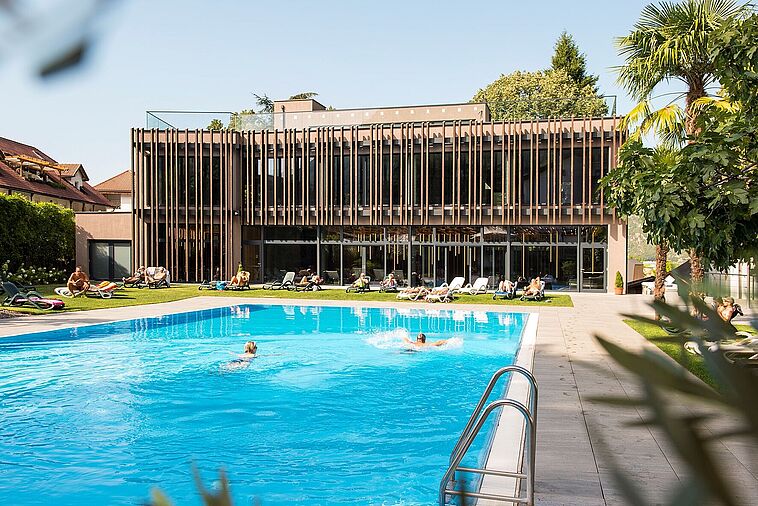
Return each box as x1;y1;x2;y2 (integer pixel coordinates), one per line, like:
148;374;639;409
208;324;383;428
614;271;624;295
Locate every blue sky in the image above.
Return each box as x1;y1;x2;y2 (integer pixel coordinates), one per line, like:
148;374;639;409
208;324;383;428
0;0;655;183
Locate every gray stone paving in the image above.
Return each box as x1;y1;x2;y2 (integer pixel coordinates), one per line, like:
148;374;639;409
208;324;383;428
1;293;756;504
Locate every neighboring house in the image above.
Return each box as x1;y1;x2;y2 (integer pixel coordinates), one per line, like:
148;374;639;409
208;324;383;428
0;137;113;211
94;169;132;211
135;99;628;291
77;170;134;280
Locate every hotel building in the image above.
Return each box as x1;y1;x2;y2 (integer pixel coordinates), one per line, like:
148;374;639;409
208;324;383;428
131;99;627;291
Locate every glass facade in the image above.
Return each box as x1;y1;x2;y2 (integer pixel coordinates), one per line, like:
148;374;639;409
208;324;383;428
243;225;607;291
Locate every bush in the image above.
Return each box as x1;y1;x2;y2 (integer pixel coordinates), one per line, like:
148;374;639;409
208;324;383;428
0;193;75;272
615;271;624;288
0;261;67;285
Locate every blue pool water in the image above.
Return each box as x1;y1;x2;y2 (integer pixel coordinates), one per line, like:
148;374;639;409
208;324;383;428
0;304;527;505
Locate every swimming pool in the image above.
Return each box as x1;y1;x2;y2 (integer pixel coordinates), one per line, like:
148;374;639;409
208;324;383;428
0;304;528;505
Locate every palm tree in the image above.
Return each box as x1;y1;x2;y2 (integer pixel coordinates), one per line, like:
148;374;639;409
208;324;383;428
616;0;748;288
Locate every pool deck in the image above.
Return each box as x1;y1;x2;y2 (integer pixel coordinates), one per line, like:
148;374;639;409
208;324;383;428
1;294;756;505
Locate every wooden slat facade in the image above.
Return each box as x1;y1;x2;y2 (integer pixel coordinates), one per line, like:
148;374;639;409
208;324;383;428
131;117;624;282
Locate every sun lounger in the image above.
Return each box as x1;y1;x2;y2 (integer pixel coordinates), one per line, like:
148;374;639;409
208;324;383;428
461;277;489;295
396;288;428;301
425;288;455;303
2;282;65;310
263;271;295;290
293;277;323;292
87;281;119;299
493;280;517;300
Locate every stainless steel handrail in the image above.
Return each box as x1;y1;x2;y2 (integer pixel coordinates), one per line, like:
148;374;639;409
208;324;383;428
439;398;536;506
449;365;538;465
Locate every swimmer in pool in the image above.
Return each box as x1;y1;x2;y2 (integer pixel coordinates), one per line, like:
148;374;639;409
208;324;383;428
402;332;448;348
226;341;258;369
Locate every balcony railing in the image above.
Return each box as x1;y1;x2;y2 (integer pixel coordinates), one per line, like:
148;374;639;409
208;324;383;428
145;96;618;132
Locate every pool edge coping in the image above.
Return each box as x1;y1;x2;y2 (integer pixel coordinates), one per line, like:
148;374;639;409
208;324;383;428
477;311;538;505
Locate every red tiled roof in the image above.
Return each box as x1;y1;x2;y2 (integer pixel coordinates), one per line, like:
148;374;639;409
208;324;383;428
0;137;56;163
94;169;131;194
0;137;112;208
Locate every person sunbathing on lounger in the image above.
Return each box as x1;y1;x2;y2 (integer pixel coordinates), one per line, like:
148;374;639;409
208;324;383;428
380;273;397;290
351;272;369;289
402;332;448;348
522;277;542;297
67;266;90;295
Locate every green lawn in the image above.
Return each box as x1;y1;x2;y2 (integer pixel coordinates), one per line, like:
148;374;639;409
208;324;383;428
623;319;757;389
2;284;572;315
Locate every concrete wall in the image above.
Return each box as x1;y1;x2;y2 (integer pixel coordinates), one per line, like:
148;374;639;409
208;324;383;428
75;211;132;273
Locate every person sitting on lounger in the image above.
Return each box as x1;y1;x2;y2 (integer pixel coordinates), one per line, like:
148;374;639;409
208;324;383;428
67;266;90;295
146;267;167;285
380;273;397;290
717;297;740;322
403;332;448;348
522;277;542;297
351;272;369;289
229;270;249;289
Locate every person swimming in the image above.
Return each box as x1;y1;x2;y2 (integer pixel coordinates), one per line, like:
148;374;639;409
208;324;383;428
402;332;449;348
225;341;258;369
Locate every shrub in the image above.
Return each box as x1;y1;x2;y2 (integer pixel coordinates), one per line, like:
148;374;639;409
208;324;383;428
0;261;67;285
0;193;75;272
615;271;623;288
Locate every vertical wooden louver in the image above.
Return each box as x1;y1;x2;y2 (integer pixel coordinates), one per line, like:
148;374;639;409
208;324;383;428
131;117;624;281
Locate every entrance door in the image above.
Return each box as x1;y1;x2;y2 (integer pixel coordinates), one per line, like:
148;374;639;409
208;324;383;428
581;245;606;291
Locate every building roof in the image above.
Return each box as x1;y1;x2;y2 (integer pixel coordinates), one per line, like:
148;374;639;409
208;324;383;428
58;163;89;181
94;169;131;194
0;136;112;207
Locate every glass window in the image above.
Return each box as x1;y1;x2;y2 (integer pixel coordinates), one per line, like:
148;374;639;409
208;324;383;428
483;226;509;243
581;225;607;244
243;226;262;241
436;226;480;243
429;152;442;205
320;244;340;285
265;226;317;241
320;226;341;242
386;226;410;243
411;226;434;243
242;244;261;282
90;242;110;280
343;226;383;243
263;243;316;282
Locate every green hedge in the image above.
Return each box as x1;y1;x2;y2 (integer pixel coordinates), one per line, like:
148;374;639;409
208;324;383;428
0;193;75;272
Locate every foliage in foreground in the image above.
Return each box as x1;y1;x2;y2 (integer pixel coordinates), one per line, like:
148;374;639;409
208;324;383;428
596;295;758;505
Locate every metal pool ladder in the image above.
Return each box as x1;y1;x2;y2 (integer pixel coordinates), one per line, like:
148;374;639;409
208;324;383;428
439;365;538;505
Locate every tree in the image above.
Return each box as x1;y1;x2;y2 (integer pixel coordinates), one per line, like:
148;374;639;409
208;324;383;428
616;0;749;283
253;93;274;114
600;143;680;303
472;69;607;121
207;119;224;131
288;92;318;100
551;31;599;90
